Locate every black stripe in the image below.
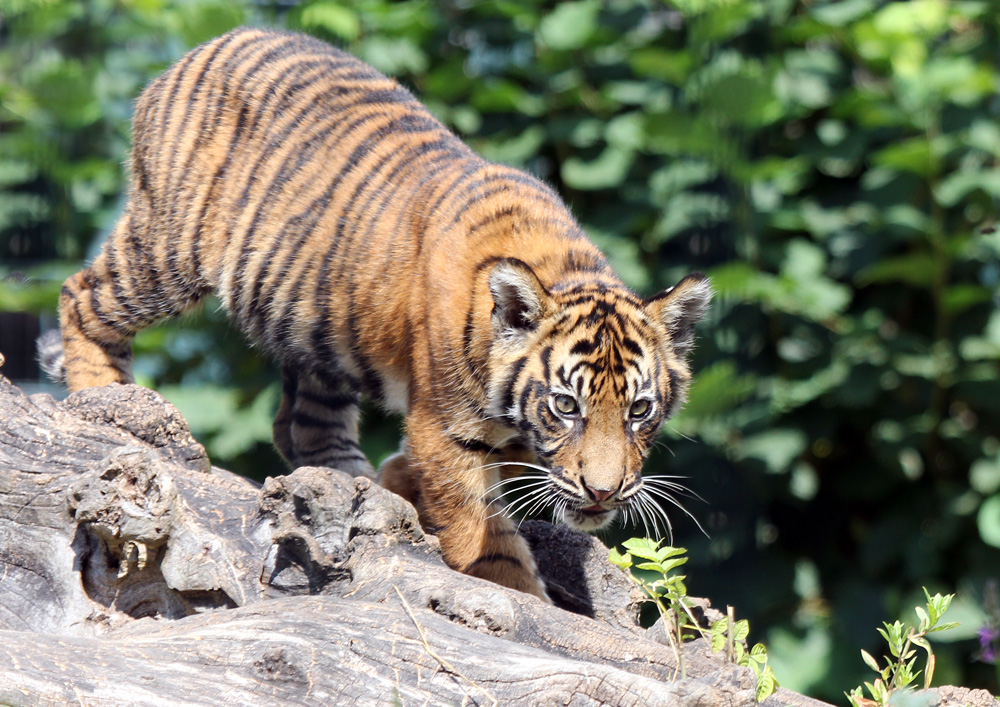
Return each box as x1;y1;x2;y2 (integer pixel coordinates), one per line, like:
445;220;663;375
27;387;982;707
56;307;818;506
297;439;365;456
465;205;531;236
445;169;561;229
621;477;642;494
303;114;454;395
291;410;346;428
667;368;680;404
500;356;528;418
230;90;378;323
560;289;642;309
450;436;494;454
169;31;266;194
621;336;643;357
188;101;249;281
176;44;334;286
296;389;359;409
540;345;552;383
421;160;488;224
560;249;610;275
464;554;524;573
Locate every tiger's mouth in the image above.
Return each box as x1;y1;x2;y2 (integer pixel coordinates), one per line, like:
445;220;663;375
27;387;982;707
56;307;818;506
562;502;619;532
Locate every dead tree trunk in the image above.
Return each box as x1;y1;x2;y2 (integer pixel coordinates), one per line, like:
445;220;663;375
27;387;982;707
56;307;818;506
0;372;838;706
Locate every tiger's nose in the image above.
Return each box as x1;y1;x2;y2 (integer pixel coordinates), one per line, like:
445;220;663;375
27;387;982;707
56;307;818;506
583;482;616;503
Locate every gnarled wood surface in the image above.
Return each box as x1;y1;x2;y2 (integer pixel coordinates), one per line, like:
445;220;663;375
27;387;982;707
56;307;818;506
0;372;875;706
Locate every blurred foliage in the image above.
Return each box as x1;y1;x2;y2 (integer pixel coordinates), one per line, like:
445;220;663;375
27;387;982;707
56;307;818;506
2;0;1000;697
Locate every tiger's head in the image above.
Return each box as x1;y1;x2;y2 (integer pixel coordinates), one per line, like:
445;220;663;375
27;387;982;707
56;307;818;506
486;259;712;535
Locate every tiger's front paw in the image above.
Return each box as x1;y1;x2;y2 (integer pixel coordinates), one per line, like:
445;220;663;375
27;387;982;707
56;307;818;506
456;534;552;603
465;557;551;603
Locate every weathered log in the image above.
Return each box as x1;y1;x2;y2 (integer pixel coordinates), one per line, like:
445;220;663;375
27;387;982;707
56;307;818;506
0;371;845;706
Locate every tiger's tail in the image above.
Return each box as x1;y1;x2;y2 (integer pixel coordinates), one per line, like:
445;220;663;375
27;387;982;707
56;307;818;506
36;329;66;385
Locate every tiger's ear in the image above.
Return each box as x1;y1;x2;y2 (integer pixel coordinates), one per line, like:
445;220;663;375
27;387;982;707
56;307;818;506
489;259;550;338
645;273;713;358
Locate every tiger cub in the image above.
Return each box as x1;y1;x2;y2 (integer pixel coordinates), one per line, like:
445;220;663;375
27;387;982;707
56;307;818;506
51;27;712;600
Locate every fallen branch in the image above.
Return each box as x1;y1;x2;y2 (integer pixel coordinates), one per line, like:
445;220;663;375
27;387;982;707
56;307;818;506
0;374;864;705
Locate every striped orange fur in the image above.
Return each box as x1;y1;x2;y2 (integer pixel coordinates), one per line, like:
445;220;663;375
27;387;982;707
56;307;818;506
54;27;712;600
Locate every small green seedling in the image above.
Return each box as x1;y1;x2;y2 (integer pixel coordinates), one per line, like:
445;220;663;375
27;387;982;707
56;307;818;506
609;538;778;701
847;589;959;707
609;538;695;677
710;612;778;701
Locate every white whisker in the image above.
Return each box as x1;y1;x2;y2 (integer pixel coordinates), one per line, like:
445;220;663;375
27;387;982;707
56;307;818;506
643;481;706;505
484;478;550;497
632;495;655;539
554;498;568;524
664;425;698;444
480;475;542;497
641;487;708;540
639;492;670;543
650;438;675;457
515;486;557;532
504;485;551;519
620;503;635;531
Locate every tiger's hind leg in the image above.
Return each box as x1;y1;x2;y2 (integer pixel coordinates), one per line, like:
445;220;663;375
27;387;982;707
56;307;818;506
58;210;208;391
273;367;375;479
59;253;136;389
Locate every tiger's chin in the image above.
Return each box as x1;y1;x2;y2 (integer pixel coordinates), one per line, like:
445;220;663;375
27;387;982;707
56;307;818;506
559;505;619;533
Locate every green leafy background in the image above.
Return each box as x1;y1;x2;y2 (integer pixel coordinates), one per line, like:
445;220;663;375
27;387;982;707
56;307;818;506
2;0;999;696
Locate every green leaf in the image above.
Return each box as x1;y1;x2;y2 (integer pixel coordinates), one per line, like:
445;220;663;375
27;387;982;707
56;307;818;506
978;494;1000;548
861;648;881;673
360;36;428;75
846;686;865;707
739;428;808;473
811;0;876;27
927;590;954;616
630;48;694;83
159;385;241;436
944;284;992;315
857;253;938;287
668;360;756;422
210;383;280;458
646;193;729;245
935;169;1000;207
607;547;631;569
755;670;777;702
634;561;666;573
656;546;688;561
561;145;634;191
299;2;361;40
657;557;688;574
176;1;245;46
873;137;934;176
620;537;663;557
537;0;599;51
475;126;545;167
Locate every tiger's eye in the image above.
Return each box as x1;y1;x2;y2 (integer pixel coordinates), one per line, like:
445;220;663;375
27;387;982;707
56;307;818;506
553;394;579;416
630;399;651;418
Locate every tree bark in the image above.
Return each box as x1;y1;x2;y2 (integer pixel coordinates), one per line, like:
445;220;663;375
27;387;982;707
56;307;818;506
0;373;842;706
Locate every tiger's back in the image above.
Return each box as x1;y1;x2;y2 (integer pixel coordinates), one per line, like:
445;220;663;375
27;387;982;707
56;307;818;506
56;28;712;600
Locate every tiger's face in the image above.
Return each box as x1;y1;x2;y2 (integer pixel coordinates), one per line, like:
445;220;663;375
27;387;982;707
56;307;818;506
486;260;712;535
